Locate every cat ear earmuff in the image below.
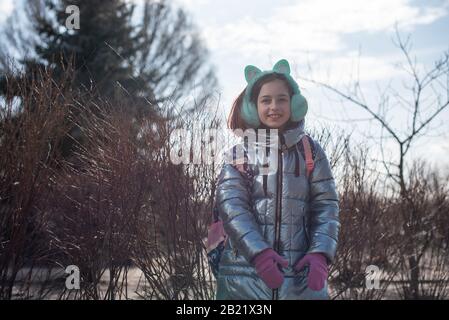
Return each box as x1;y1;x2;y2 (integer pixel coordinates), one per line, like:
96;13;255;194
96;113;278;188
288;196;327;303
240;59;308;128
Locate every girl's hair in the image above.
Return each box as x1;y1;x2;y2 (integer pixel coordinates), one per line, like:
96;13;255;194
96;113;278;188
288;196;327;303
227;73;295;131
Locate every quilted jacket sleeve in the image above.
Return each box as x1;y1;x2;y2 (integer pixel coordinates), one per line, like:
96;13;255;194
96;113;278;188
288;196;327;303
215;150;271;263
307;140;340;263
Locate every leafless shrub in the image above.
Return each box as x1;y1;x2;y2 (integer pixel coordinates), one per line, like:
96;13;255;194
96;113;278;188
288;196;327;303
323;136;400;299
0;62;73;299
393;161;449;299
131;103;221;300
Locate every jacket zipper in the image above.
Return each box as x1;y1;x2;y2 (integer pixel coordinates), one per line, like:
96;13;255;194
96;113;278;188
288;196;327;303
272;148;283;300
303;215;310;248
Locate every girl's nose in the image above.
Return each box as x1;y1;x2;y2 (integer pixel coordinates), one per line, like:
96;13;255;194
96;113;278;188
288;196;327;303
270;102;281;111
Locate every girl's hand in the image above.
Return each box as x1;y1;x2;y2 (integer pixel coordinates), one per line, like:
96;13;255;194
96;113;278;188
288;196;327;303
294;253;328;291
252;248;289;289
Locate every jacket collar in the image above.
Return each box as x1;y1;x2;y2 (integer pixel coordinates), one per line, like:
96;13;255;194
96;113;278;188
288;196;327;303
239;119;306;151
279;119;305;150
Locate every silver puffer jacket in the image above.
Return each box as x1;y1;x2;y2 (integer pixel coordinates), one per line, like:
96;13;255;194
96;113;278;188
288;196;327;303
215;120;340;300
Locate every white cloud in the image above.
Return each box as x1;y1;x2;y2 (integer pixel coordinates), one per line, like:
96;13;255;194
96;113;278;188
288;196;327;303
299;51;408;86
201;0;448;59
174;0;208;7
0;0;14;24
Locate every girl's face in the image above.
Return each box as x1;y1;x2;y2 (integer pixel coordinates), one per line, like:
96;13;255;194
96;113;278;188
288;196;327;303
257;79;291;130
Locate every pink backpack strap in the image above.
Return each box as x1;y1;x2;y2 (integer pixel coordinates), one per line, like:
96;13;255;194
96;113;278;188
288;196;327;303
207;220;228;252
301;135;315;178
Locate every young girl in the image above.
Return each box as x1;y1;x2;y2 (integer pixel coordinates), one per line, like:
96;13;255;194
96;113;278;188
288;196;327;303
214;59;340;300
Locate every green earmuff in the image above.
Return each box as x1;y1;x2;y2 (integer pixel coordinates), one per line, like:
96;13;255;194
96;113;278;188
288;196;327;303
241;59;308;128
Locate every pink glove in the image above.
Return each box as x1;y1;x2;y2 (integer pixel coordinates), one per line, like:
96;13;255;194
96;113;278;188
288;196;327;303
294;253;328;291
252;248;289;289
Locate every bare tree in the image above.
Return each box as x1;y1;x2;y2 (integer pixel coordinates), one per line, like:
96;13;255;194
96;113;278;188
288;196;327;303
0;0;218;111
133;0;218;110
300;26;449;299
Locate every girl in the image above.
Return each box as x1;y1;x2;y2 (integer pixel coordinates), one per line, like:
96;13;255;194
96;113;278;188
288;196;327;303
214;59;340;300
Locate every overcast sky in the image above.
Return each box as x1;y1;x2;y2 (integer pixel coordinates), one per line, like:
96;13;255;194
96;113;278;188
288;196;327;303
1;0;448;176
